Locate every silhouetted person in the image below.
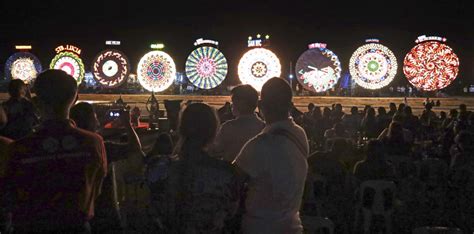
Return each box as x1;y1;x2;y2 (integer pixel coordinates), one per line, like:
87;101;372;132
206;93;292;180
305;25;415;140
387;102;397;116
3;70;107;233
342;106;361;137
234;78;309;234
154;103;243;233
1;80;38;139
354;140;395;182
360;107;378;139
212;85;264;162
70;102;143;232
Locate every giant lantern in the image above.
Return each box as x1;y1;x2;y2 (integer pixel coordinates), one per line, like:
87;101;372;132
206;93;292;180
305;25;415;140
403;35;459;91
92;41;130;88
238;34;281;91
185;38;228;89
349;39;397;90
50;44;85;85
137;43;176;92
5;45;42;84
295;43;342;93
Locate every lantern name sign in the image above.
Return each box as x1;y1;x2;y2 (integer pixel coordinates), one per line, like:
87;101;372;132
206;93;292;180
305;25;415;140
55;45;81;54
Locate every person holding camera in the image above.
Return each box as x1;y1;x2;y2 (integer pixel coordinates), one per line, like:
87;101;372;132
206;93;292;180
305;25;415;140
70;102;144;232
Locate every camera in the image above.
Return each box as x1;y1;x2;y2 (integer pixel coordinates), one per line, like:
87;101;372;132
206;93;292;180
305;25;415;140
106;109;126;120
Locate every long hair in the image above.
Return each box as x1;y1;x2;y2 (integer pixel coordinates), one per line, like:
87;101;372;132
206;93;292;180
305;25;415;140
387;121;404;144
174;103;219;158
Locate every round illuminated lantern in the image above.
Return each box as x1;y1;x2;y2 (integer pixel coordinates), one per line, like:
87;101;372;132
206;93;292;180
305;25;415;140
238;48;281;91
349;40;397;90
403;36;459;91
295;43;341;92
5;52;42;84
185;46;228;89
92;49;130;88
137;50;176;92
50;51;85;85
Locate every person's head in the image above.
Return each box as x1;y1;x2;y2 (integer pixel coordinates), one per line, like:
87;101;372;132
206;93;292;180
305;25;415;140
363;105;371;114
389;102;396;112
459;104;467;113
259;77;292;123
177;103;219;152
351;106;358;115
8;79;27;99
307;103;315;112
230;84;259;116
150;133;174;156
70;102;99;132
335;103;342;112
366;140;384;161
449;109;458;118
378;107;387;116
403;106;413;116
398;103;406;112
312;106;322;118
387;121;404;142
34;70;78;118
323;107;331;118
365;107;375;118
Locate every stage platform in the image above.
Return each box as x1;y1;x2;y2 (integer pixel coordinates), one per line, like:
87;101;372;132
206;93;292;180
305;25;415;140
1;93;473;115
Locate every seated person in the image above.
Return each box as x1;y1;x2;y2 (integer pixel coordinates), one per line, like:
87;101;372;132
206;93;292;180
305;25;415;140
353;140;395;182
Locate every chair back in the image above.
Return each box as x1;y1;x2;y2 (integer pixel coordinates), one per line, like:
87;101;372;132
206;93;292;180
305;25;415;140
359;180;396;215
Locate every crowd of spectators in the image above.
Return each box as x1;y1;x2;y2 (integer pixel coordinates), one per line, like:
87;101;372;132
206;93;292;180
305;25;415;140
0;70;473;233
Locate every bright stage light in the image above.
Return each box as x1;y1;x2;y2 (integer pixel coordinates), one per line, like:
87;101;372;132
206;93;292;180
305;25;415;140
5;52;42;83
150;43;165;49
15;45;32;50
349;41;397;90
50;45;85;85
403;36;459;91
185;46;228;89
238;48;281;91
137;50;176;92
92;49;130;88
295;43;341;93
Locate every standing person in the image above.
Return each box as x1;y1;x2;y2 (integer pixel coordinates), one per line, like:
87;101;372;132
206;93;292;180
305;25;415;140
212;85;265;162
1;79;39;139
3;70;107;233
234;78;309;234
154;103;243;233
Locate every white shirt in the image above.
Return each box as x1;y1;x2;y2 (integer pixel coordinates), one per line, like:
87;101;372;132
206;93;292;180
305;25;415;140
212;114;265;162
234;119;309;234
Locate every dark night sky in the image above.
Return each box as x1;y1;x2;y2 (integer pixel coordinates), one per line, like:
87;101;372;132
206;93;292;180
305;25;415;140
0;0;473;87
